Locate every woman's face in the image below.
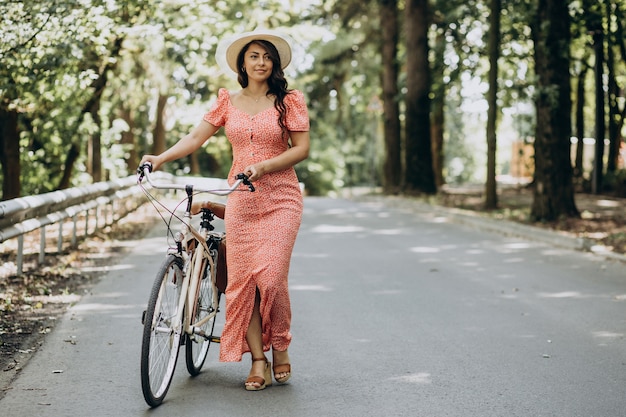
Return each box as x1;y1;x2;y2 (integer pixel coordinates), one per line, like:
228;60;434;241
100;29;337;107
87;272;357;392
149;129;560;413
242;43;274;83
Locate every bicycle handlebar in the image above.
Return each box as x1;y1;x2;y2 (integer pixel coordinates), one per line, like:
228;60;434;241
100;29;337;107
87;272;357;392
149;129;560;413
137;162;255;194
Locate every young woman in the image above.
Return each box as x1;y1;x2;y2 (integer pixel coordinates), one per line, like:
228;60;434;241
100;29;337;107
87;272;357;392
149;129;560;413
140;29;309;391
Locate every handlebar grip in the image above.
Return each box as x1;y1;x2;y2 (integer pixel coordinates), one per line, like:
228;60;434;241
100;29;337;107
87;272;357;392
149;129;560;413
235;173;255;192
137;162;153;181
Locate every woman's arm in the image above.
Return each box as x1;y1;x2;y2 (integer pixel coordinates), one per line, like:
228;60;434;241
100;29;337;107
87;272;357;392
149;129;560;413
244;130;310;182
140;121;220;171
190;200;226;219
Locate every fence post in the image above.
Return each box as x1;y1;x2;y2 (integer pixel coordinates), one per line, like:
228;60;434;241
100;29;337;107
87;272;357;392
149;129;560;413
39;227;46;264
17;235;24;276
72;214;78;246
57;221;63;253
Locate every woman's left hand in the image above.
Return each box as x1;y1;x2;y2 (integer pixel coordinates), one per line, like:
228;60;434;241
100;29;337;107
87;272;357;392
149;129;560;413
244;162;267;182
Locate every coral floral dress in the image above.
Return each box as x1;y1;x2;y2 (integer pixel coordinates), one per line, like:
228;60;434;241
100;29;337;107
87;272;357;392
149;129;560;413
203;88;309;362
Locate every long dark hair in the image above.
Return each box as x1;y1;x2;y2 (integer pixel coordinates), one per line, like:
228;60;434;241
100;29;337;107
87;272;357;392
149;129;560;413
236;40;290;136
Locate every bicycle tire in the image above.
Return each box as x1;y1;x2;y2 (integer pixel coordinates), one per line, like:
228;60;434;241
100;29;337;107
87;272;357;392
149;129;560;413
185;255;220;376
140;254;184;407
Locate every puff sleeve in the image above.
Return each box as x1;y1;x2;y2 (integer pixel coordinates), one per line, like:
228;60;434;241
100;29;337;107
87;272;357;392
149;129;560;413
203;88;230;127
285;90;310;132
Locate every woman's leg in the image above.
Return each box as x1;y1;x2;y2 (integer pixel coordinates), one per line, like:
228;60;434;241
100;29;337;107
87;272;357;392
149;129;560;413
245;289;269;389
272;348;291;382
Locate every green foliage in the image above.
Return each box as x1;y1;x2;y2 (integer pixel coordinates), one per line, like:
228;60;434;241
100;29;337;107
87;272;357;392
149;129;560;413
1;0;625;200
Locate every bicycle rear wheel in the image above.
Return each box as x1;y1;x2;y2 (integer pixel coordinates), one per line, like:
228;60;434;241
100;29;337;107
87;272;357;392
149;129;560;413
140;254;184;407
185;257;220;376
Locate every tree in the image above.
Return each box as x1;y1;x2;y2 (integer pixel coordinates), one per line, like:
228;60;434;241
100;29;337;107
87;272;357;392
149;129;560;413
0;106;20;199
485;0;501;210
379;0;402;193
530;0;578;220
606;0;626;179
582;0;606;194
404;0;436;194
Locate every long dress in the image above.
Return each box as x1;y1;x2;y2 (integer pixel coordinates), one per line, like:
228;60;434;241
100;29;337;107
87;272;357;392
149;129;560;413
203;88;309;362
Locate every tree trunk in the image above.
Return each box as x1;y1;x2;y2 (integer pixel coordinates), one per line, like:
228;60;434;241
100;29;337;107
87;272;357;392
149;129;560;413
574;63;588;179
57;143;80;190
591;30;605;194
485;0;501;210
189;152;200;175
0;106;20;200
404;0;436;194
582;0;605;193
152;94;168;156
379;0;402;193
605;1;622;177
530;0;578;221
89;99;103;183
431;29;446;188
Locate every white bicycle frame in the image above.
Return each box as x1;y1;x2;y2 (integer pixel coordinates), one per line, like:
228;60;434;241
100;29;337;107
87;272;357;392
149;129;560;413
140;167;250;342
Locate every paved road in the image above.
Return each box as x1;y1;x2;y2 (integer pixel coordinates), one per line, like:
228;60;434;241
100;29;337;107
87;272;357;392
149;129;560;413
1;197;625;416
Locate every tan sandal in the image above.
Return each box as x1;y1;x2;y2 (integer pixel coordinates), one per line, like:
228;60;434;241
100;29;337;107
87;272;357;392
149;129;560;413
273;363;291;384
245;357;272;391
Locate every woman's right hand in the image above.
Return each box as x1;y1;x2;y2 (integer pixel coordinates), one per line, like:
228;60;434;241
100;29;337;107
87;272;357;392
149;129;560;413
139;155;162;172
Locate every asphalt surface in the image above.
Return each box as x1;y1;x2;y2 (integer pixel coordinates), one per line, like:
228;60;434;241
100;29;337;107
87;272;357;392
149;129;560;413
1;196;625;416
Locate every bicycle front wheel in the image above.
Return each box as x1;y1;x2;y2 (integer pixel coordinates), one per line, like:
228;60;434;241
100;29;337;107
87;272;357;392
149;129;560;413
185;257;220;376
140;255;184;407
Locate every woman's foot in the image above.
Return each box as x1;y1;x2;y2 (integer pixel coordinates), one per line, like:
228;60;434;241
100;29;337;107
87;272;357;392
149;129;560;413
272;350;291;384
245;357;272;391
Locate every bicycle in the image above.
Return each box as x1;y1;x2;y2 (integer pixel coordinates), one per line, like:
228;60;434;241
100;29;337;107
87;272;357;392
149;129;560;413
136;163;255;407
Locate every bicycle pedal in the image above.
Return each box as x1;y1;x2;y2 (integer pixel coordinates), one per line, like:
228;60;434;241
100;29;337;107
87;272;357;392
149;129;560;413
141;310;146;324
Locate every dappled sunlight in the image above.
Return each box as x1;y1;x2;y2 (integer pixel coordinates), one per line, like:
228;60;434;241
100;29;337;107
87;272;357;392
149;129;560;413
322;208;353;215
372;229;404;235
418;257;444;263
592;331;624;339
388;372;432;385
80;263;135;273
537;291;583;299
517;334;538;339
541;248;576;257
71;303;138;312
503;242;533;250
311;224;365;233
503;257;525;263
92;292;129;299
410;246;441;253
596;199;621;208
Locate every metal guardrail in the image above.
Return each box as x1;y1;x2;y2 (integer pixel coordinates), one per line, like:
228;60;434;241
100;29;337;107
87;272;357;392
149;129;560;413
0;175;148;276
0;173;247;276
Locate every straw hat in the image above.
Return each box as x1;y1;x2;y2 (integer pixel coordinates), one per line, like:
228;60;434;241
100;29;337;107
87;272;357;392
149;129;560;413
216;29;293;74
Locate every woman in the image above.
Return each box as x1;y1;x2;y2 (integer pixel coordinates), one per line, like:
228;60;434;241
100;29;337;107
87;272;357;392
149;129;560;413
140;29;309;391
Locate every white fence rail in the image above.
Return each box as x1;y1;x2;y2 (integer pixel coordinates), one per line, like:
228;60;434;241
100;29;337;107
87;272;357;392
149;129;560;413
0;176;145;276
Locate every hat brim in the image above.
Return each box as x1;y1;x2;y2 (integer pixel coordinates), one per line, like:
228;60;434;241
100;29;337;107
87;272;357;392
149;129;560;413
216;29;293;74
